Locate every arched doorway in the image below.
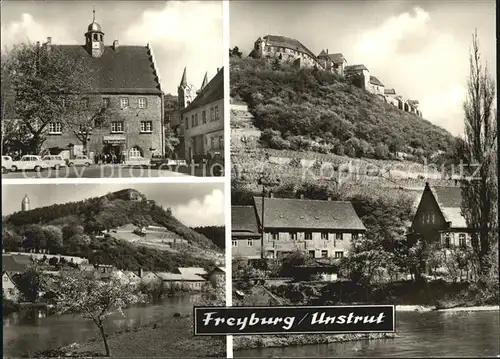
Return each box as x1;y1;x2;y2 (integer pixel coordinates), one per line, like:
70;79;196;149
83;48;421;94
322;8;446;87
103;144;123;164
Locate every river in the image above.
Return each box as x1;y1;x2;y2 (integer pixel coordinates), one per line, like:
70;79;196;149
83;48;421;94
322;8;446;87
235;311;500;357
3;294;201;358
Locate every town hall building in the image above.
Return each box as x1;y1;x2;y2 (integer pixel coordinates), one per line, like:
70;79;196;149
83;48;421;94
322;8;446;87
41;11;165;161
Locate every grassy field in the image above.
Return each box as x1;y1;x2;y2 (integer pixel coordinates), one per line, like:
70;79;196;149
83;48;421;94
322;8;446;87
35;314;226;358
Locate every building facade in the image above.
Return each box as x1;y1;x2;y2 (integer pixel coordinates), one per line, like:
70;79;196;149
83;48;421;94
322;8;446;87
407;183;473;249
2;272;21;301
252;35;321;69
40;14;164;161
317;50;347;76
232;195;366;260
181;68;224;161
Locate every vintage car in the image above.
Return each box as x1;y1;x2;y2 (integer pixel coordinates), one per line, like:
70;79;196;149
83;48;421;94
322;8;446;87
67;155;94;167
2;155;14;174
11;155;50;172
42;155;67;169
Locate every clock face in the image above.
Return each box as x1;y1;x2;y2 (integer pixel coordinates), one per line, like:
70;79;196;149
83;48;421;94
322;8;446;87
92;42;100;49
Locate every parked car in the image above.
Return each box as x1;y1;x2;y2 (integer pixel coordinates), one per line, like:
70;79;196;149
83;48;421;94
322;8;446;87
2;155;14;174
67;155;93;167
11;155;50;172
42;155;67;169
123;156;151;166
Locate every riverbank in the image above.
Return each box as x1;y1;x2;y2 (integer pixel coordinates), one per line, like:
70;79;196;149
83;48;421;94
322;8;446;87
233;332;397;351
34;313;225;358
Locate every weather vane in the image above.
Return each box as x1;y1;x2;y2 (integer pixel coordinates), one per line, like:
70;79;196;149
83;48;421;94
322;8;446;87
92;6;96;22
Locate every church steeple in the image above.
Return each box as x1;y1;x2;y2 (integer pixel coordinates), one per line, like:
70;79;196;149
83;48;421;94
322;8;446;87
200;72;208;90
85;7;105;58
177;67;196;109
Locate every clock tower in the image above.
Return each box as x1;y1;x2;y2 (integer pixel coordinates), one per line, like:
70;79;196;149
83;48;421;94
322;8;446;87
85;8;105;58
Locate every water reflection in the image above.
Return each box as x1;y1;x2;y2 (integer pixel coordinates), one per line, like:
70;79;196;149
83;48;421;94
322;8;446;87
3;294;198;358
235;312;500;358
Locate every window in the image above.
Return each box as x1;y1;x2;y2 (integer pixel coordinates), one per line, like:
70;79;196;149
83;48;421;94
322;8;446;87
305;232;312;240
444;233;451;248
120;97;129;108
102;98;110;108
336;233;343;241
95;115;104;128
232;240;237;247
321;232;328;240
430;213;435;224
290;232;297;240
271;232;279;241
194;113;198;126
191;115;195;127
48;122;62;134
247;239;253;247
111;121;124;133
81;98;89;108
185;118;189;129
129;147;142;158
140;121;153;133
100;34;103;41
202;110;207;124
335;251;344;258
459;234;466;248
211;136;217;149
309;250;315;258
138;97;147;109
219;136;224;149
321;250;328;258
210;107;215;121
214;106;219;120
352;233;359;240
93;34;98;41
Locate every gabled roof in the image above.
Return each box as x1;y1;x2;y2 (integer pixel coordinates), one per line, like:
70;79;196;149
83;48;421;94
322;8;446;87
327;53;346;64
263;35;317;60
252;197;366;231
426;183;467;228
232;206;260;237
384;88;396;95
345;64;368;72
183;67;223;112
53;45;162;94
209;266;226;275
370;76;384;86
156;272;206;281
177;267;207;277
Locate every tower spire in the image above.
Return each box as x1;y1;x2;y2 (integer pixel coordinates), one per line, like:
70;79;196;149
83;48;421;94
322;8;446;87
180;67;187;87
200;72;208;90
93;6;96;22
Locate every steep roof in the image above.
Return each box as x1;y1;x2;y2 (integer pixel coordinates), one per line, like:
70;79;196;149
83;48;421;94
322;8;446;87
177;267;207;277
263;35;317;60
232;206;260;237
427;184;467;228
345;64;368;72
327;53;346;64
252;197;366;231
53;45;162;94
180;67;187;87
183;67;223;112
384;88;396;95
370;76;384;86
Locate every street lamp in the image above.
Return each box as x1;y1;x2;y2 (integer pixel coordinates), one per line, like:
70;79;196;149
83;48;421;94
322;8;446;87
257;174;280;261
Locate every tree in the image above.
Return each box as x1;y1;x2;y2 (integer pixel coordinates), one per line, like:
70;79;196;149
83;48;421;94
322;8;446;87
229;46;243;58
63;100;117;153
1;42;92;154
164;125;180;158
13;264;41;302
460;30;498;282
271;58;281;71
47;271;146;357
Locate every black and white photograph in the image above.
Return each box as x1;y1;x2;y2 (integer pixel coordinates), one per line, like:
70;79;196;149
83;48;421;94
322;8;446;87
2;182;226;357
229;0;498;357
1;0;224;178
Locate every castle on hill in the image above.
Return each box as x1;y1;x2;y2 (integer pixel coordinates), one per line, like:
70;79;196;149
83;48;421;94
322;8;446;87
250;34;422;117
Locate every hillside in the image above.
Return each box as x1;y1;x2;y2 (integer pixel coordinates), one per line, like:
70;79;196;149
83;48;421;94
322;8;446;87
230;56;456;159
2;189;222;271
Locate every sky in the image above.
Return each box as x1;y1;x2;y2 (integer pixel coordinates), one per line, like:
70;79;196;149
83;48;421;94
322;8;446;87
2;182;225;227
230;0;496;136
1;0;223;95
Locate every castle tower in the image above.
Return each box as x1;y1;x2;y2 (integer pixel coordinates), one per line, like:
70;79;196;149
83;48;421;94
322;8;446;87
177;67;197;108
21;194;30;212
84;8;105;58
200;72;208;91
